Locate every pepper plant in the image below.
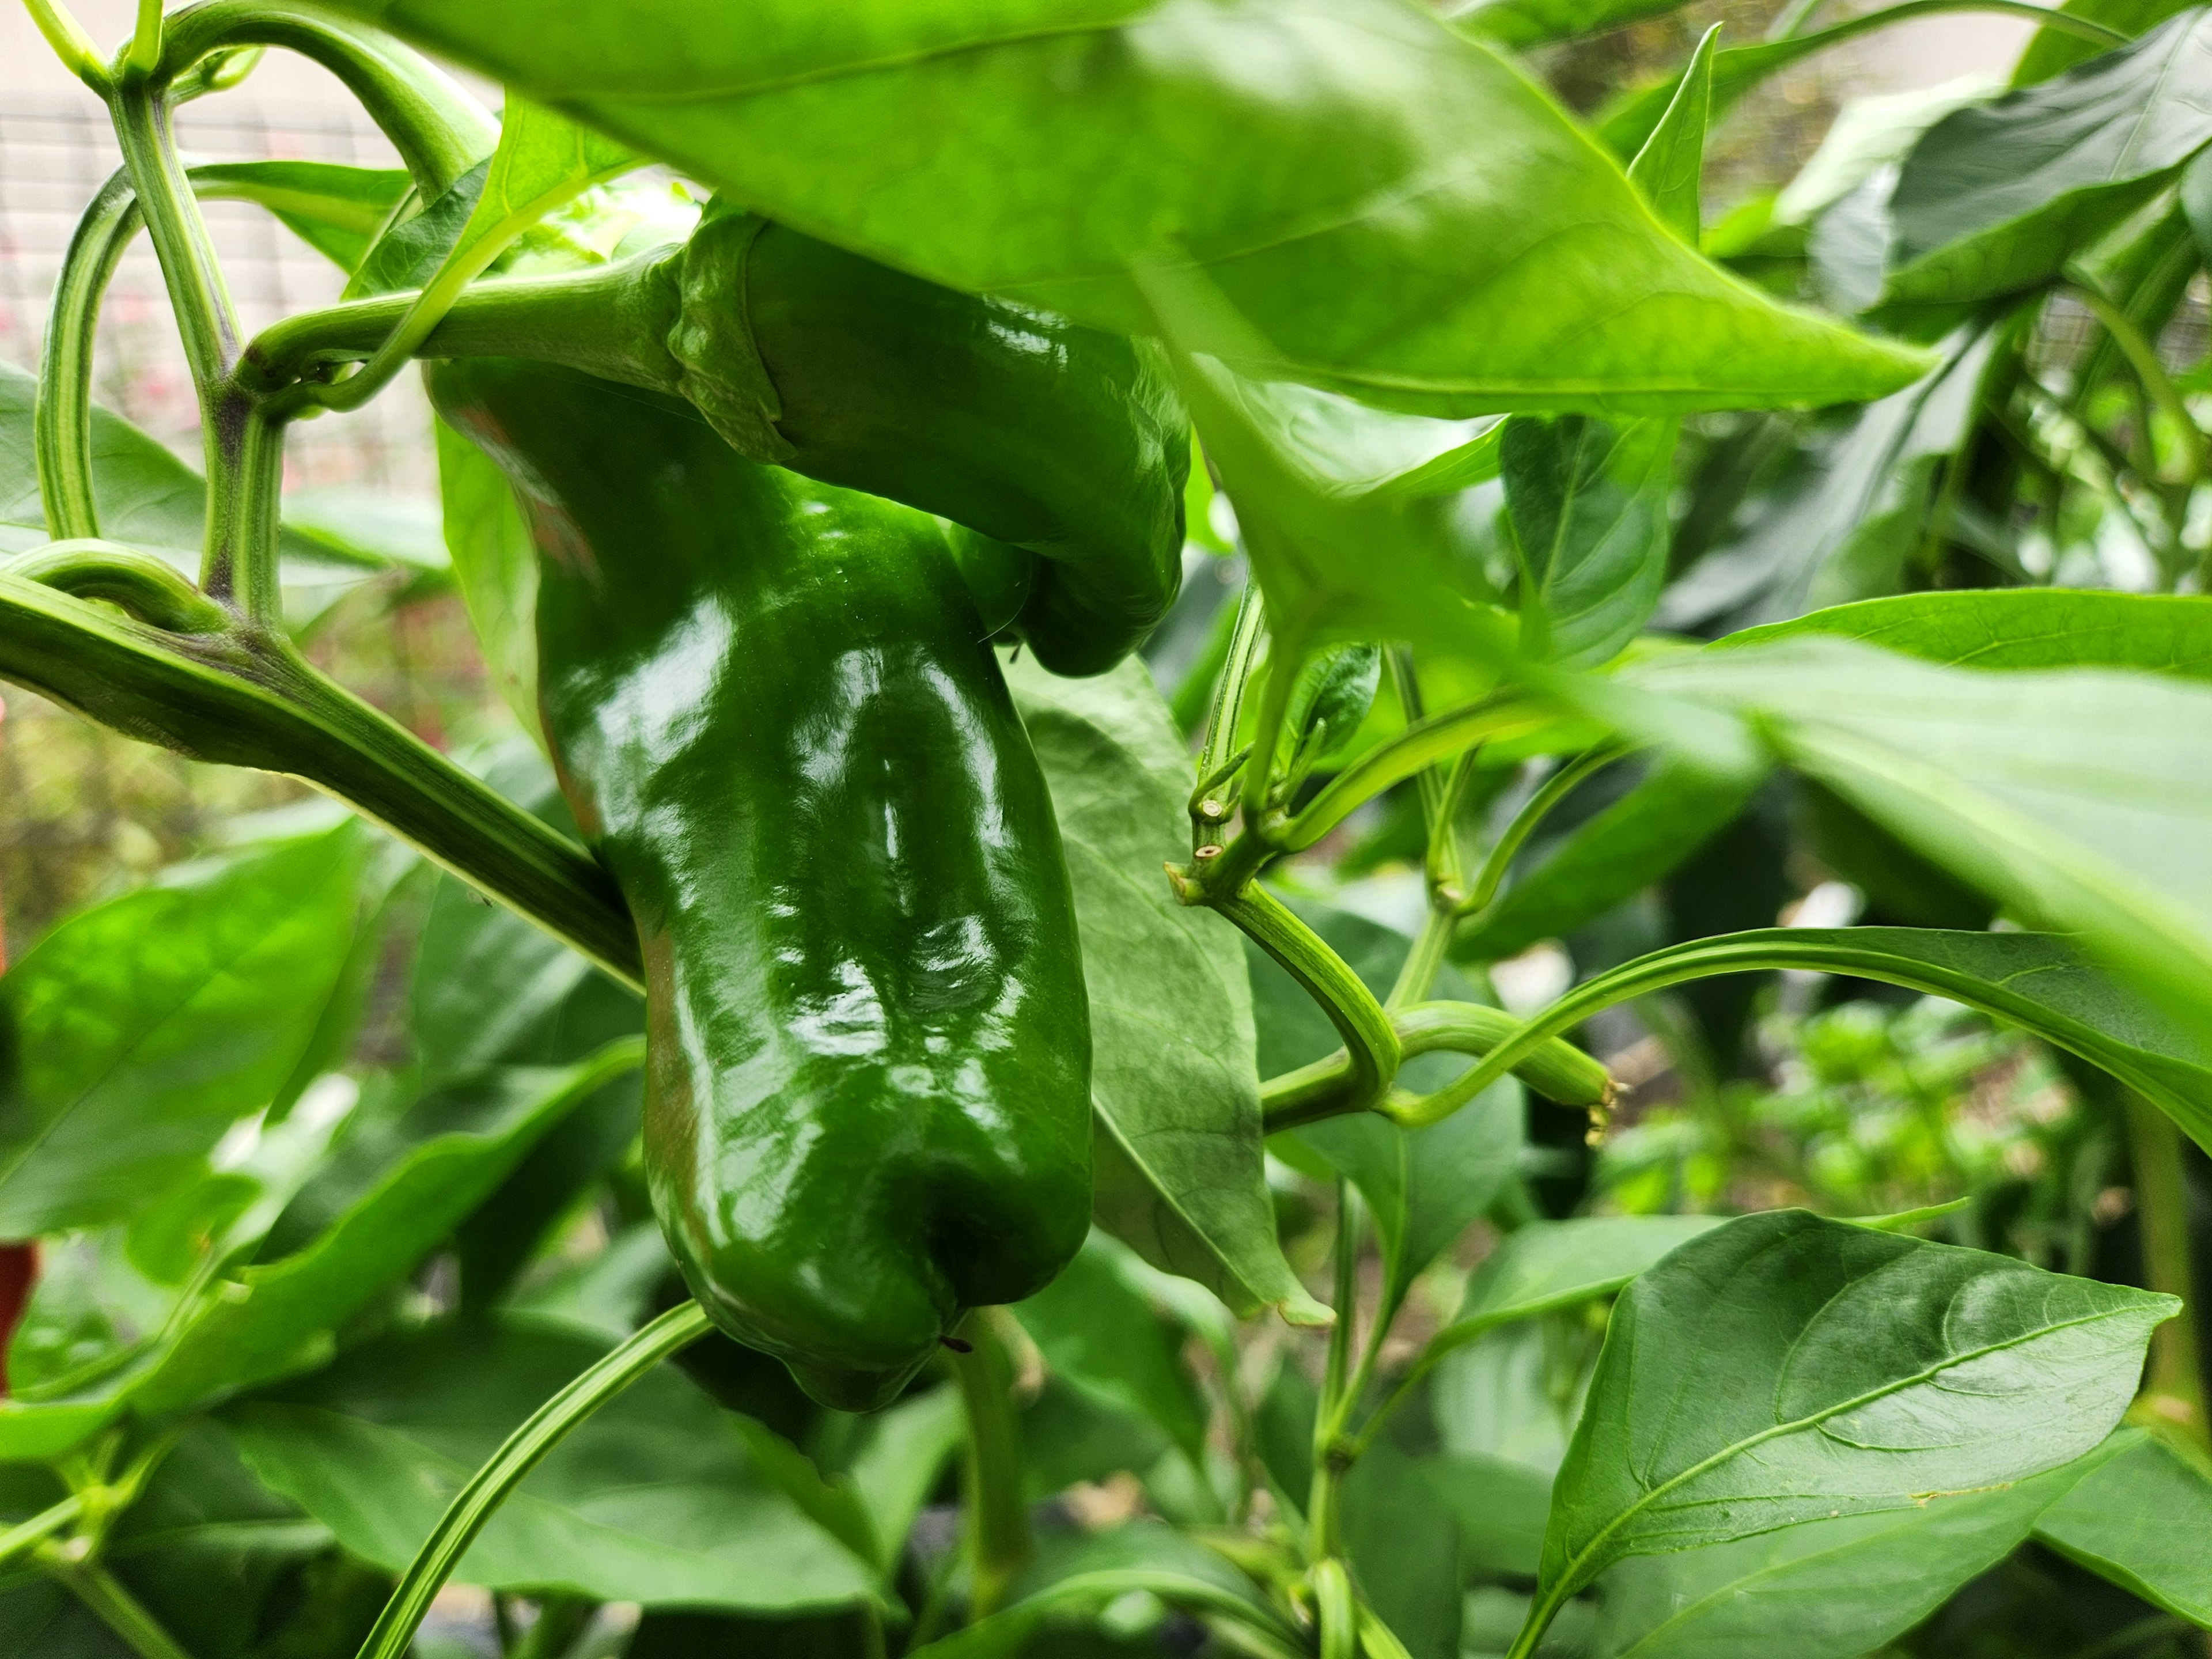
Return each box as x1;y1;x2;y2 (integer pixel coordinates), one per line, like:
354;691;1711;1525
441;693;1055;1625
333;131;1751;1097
7;0;2212;1655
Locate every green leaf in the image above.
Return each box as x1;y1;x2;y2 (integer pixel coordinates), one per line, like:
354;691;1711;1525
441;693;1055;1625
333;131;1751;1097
1658;329;1992;632
1533;1210;2174;1609
1632;635;2212;1041
1448;0;1698;52
0;1047;637;1460
1457;755;1762;962
1433;1449;1558;1578
1585;1438;2131;1659
1626;25;1718;244
1772;77;2001;229
1342;1441;1464;1659
1013;1229;1210;1466
1729;586;2212;673
2033;1430;2212;1623
1444;1215;1726;1350
1003;654;1323;1324
315;0;1927;415
0;825;364;1235
2016;0;2186;82
1502;414;1679;667
842;1385;965;1576
435;417;543;743
184;160;413;274
1252;899;1522;1304
1883;9;2212;310
224;1316;876;1610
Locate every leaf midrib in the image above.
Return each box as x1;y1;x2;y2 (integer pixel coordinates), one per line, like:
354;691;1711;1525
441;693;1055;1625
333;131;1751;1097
1556;1299;2146;1597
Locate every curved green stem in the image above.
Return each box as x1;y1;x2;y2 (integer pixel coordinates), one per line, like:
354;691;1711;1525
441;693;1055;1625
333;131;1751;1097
0;1494;86;1571
23;0;109;88
1262;998;1610;1132
0;571;641;986
1460;745;1626;919
1195;580;1268;834
157;0;494;195
13;540;230;632
36;167;139;542
351;1301;711;1659
1309;1183;1363;1560
916;1569;1305;1657
2067;279;2208;489
1312;1556;1357;1659
1383;928;2209;1132
1281;694;1552;855
201;388;283;615
1227;884;1401;1115
108;81;239;391
124;0;165;78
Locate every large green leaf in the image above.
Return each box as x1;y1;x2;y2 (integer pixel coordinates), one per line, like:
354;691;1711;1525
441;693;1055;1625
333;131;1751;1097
2033;1430;2212;1623
1442;1215;1726;1351
1252;900;1522;1306
317;0;1926;415
184;160;413;274
1533;1210;2173;1609
1631;635;2212;1038
1884;9;2212;309
1502;415;1679;668
1730;587;2212;673
1003;654;1323;1324
0;825;363;1236
1448;0;1696;52
1457;755;1762;962
0;1048;634;1460
1585;1439;2130;1659
224;1317;875;1610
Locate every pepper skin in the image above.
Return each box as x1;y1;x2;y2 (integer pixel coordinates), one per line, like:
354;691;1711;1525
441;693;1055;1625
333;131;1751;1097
660;209;1190;676
431;356;1094;1411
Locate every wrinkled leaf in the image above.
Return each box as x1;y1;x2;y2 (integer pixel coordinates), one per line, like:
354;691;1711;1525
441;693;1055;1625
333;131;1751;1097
1005;655;1323;1324
1536;1210;2173;1604
317;0;1927;415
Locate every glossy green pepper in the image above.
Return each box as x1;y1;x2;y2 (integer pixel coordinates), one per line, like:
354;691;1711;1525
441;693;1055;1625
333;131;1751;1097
656;207;1189;675
431;355;1094;1410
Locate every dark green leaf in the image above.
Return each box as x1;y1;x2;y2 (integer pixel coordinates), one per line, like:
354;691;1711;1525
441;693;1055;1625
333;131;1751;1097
1884;9;2212;310
1013;1230;1210;1466
1446;1215;1726;1347
842;1385;965;1575
1343;1441;1463;1659
2033;1430;2212;1623
2016;0;2186;81
1585;1439;2130;1659
1536;1210;2174;1605
1433;1449;1557;1579
0;825;363;1234
1503;415;1679;667
313;0;1928;415
225;1316;875;1609
1006;654;1323;1324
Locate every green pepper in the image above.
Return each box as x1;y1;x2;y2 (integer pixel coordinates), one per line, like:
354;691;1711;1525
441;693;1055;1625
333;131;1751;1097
660;207;1189;676
432;355;1094;1410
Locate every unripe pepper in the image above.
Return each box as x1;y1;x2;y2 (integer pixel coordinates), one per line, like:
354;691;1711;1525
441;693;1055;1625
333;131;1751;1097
432;356;1094;1410
656;207;1190;676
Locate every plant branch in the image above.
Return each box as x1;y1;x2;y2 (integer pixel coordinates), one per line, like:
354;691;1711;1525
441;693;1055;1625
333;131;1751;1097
351;1301;711;1659
948;1310;1030;1619
1278;694;1554;856
0;571;641;986
22;0;109;88
2124;1091;2209;1453
1460;745;1626;919
1261;998;1610;1131
1225;883;1401;1116
1309;1183;1362;1561
1194;579;1268;838
43;1555;193;1659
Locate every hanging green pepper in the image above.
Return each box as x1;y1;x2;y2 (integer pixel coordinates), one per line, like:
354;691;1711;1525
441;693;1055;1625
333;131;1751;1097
659;206;1190;676
434;354;1094;1410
